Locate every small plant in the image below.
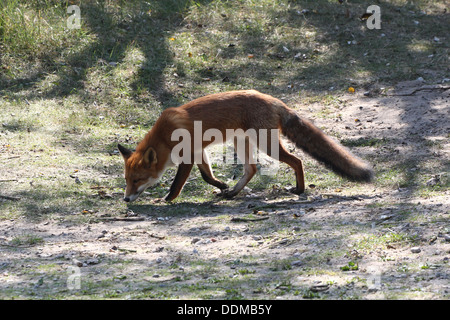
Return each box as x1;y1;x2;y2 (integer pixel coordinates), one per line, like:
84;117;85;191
353;232;411;253
237;268;255;275
340;261;359;271
225;288;244;300
10;234;43;246
302;289;321;299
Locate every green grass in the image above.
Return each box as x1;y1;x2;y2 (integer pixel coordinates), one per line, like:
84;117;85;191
10;234;44;246
353;231;413;253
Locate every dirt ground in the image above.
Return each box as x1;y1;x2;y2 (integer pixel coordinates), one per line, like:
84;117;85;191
0;80;449;300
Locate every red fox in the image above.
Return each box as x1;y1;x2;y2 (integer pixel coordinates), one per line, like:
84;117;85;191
118;90;373;202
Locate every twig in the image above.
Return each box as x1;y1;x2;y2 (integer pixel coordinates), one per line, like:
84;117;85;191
386;85;449;96
148;232;166;240
1;156;20;160
0;242;35;248
321;193;361;200
231;216;269;222
258;237;295;250
97;216;145;222
116;247;137;253
0;195;20;201
0;179;18;182
296;199;315;204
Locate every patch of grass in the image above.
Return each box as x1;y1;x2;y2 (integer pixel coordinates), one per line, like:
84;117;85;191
353;232;412;253
340;261;359;271
237;268;256;276
341;137;389;148
376;167;409;189
225;288;244;300
302;289;322;299
0;0;72;57
10;234;44;246
269;258;293;271
415;172;450;198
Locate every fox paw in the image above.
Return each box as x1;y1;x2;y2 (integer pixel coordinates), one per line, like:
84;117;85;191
286;186;305;195
163;192;177;202
218;189;236;199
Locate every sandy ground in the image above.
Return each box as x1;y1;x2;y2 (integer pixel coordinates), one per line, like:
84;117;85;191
0;80;449;299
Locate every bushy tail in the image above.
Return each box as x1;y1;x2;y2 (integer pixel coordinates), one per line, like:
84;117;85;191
280;110;374;182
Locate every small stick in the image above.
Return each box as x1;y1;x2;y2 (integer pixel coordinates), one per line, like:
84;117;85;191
148;232;166;240
0;195;20;201
386;86;449;96
117;248;137;253
97;216;145;222
0;242;35;248
231;216;269;222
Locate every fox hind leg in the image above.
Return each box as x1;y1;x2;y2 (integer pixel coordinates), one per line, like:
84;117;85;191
259;130;305;194
277;143;305;194
222;136;257;199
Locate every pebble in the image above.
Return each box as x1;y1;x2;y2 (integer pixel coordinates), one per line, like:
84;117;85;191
86;258;99;265
72;259;84;267
411;247;421;254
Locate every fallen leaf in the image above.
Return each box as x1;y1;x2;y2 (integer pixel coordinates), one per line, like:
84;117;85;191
360;12;373;21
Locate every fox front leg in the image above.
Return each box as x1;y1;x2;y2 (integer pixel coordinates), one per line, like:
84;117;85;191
164;163;194;202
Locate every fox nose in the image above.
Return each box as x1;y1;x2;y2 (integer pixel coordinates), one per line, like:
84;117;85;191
123;197;130;202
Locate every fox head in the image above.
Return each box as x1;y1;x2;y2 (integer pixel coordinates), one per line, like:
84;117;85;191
118;144;161;202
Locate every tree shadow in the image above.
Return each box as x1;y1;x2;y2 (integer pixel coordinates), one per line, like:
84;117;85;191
1;0;448;212
254;1;450;196
0;0;212;107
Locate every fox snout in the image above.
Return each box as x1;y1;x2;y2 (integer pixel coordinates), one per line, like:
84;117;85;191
122;178;158;203
122;191;141;203
123;194;138;202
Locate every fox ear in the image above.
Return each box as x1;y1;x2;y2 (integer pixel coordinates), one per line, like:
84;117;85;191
118;144;133;160
143;147;157;166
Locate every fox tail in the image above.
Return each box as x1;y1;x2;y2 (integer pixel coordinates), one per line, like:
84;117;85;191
280;109;374;182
